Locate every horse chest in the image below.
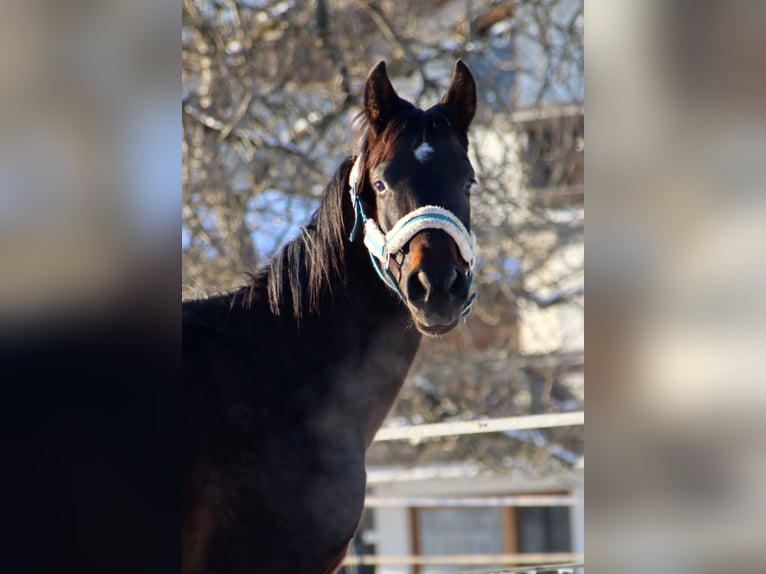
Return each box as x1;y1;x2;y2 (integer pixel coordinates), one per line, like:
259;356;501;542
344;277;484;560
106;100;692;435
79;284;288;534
225;436;366;573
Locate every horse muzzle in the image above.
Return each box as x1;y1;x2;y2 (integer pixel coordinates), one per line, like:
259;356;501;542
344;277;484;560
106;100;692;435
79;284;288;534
403;230;472;336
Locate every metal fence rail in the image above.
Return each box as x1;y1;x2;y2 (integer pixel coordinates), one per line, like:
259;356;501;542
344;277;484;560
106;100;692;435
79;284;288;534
452;564;584;574
342;553;584;566
373;411;584;442
364;494;578;507
450;562;585;574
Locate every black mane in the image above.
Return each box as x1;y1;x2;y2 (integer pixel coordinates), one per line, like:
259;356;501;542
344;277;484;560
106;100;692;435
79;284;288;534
233;156;354;319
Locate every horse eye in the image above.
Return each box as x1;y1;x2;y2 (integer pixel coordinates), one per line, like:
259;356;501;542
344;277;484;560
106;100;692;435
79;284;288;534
374;180;386;193
464;178;476;194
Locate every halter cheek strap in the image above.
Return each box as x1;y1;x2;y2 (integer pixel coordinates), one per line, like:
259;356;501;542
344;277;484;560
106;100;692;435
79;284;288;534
347;156;477;318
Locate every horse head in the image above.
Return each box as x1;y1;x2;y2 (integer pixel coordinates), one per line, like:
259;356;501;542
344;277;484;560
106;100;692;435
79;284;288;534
351;60;478;336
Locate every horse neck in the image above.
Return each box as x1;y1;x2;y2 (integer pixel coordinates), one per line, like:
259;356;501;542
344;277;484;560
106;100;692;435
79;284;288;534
293;221;421;447
254;158;422;446
346;239;425;440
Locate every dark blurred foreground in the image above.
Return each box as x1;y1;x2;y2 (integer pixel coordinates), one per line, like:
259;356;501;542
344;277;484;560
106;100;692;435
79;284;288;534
0;1;180;573
2;305;179;574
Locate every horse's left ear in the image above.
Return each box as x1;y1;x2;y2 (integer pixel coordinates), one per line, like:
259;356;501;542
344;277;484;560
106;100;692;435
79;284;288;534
440;59;477;134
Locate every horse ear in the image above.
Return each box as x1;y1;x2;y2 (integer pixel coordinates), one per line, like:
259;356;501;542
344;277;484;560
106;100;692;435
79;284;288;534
441;59;477;133
364;61;401;134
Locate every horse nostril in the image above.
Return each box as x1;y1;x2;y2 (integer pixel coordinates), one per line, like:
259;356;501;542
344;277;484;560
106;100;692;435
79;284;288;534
407;270;431;304
408;267;468;307
447;267;468;299
445;267;459;294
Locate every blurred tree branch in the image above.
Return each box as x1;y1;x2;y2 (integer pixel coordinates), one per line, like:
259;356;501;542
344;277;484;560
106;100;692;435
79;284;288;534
182;0;584;469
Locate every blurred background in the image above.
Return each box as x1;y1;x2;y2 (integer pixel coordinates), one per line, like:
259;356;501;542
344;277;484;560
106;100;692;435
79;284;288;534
587;0;766;572
2;0;766;573
182;1;583;572
0;0;180;326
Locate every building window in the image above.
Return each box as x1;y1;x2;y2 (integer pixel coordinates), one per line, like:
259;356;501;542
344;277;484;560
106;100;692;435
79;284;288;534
411;501;573;573
414;507;506;573
517;506;572;553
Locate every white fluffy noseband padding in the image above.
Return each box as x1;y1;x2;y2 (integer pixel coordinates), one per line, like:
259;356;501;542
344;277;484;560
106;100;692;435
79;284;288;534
365;206;476;269
349;156;476;270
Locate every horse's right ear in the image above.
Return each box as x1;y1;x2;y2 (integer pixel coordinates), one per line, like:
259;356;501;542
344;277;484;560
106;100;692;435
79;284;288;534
440;59;477;135
364;61;401;134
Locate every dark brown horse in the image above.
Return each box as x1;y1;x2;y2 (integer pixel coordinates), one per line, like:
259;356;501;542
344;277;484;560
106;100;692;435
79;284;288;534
183;60;477;574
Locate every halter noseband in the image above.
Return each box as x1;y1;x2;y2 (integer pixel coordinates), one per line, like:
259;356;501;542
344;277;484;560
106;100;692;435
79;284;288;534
347;155;477;318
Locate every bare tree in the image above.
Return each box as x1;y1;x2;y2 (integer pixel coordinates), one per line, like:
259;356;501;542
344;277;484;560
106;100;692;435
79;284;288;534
182;0;584;471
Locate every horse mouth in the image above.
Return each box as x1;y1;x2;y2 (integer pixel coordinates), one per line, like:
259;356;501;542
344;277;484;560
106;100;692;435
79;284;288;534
414;319;459;337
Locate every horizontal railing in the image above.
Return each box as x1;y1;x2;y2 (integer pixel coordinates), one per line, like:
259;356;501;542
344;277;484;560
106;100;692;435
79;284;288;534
373;411;584;442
